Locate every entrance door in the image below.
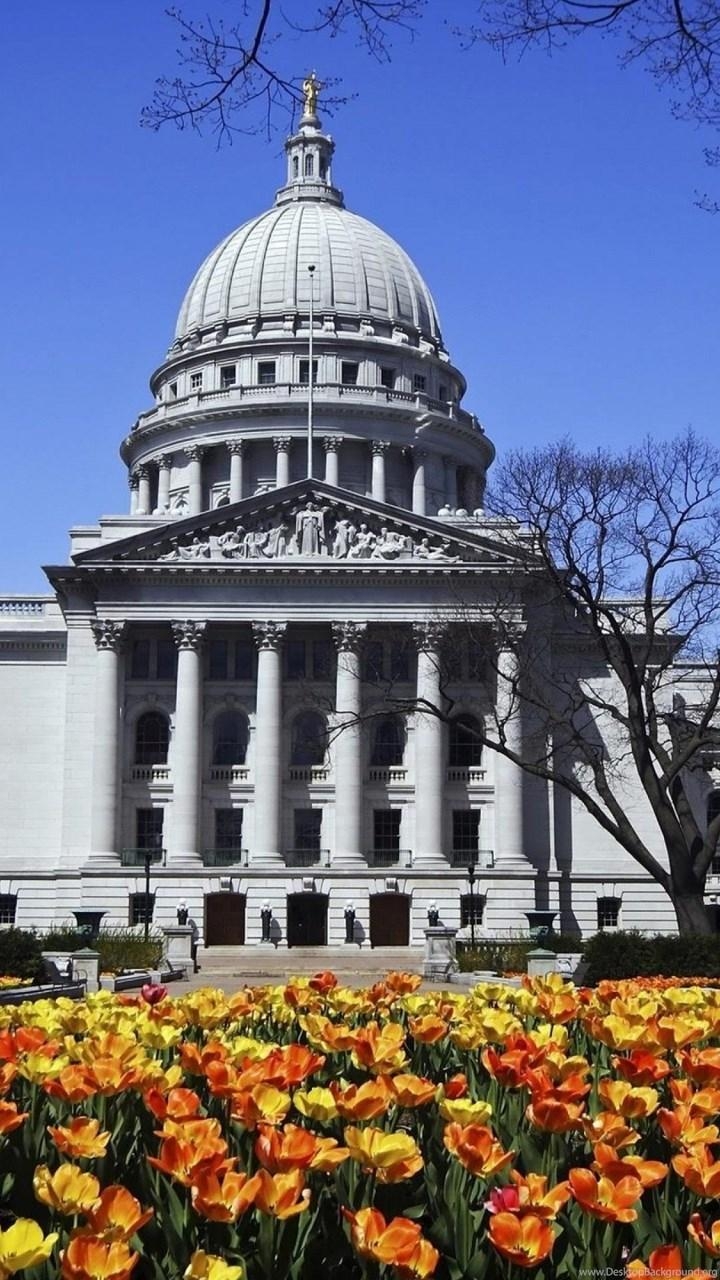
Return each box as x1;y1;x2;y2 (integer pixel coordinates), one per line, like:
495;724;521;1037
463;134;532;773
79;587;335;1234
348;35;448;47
287;893;328;947
205;893;246;946
369;893;410;946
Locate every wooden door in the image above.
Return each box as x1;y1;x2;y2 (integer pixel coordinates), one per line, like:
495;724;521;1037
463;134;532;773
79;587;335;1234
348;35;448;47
369;894;410;946
205;893;246;946
287;893;328;947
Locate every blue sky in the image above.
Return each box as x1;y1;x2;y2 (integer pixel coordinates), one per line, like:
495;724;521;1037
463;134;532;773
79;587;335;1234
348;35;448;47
2;1;718;591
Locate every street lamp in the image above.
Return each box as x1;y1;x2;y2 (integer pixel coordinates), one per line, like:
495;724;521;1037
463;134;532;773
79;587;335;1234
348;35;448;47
467;861;477;950
143;850;153;942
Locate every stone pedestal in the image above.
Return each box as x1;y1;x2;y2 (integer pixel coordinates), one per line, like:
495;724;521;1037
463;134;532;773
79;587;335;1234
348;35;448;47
423;927;458;982
162;926;194;974
526;947;557;978
70;948;101;993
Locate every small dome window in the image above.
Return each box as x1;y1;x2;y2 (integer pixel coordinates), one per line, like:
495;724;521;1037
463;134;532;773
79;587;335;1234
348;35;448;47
319;157;327;180
304;153;314;177
293;156;299;178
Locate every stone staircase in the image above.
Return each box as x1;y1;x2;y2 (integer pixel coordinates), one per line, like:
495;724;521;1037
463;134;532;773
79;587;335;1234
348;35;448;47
193;945;424;985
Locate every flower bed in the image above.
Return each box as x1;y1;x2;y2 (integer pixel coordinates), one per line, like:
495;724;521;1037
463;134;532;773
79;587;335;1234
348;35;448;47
0;973;720;1277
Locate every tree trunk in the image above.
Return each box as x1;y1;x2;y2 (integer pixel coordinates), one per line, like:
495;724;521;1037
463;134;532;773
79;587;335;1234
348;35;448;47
673;892;714;935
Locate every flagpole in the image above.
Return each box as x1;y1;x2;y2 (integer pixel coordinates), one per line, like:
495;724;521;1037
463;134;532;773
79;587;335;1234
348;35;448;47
307;263;316;478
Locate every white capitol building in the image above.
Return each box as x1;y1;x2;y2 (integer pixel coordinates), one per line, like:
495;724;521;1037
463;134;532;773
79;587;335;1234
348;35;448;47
0;95;685;948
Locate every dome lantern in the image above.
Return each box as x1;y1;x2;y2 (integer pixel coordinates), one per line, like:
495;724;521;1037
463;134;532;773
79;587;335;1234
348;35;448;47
275;74;343;209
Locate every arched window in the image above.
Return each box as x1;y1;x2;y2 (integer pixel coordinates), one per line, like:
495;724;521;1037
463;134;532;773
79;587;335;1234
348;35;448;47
371;717;405;767
135;712;169;766
708;790;720;826
291;711;328;766
212;710;249;766
292;156;299;178
319;157;327;180
304;152;314;177
449;714;483;767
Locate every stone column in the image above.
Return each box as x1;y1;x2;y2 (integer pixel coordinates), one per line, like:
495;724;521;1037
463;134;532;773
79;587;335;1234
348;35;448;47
332;623;366;865
413;623;446;864
252;623;286;863
89;620;126;864
494;642;525;867
323;436;342;486
136;465;151;516
274;436;292;488
169;621;206;865
412;450;428;516
371;441;388;503
156;455;171;512
129;472;139;515
465;470;480;513
228;440;244;503
185;446;205;516
444;458;458;509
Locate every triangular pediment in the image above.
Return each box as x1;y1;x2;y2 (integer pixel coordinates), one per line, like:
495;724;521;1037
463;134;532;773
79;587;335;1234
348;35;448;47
72;481;528;570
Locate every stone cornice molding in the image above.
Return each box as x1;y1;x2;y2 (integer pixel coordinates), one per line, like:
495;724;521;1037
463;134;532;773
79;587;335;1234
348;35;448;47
90;619;127;652
252;622;287;651
332;621;366;653
171;619;207;651
412;621;447;653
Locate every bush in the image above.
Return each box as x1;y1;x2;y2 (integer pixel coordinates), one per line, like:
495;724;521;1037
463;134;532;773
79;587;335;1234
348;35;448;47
39;927;87;952
39;926;164;975
581;930;720;985
457;933;583;974
0;928;43;981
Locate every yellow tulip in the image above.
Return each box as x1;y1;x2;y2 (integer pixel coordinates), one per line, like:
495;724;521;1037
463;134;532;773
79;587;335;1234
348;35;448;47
439;1098;494;1126
33;1163;101;1216
293;1086;338;1124
344;1126;423;1183
0;1219;58;1277
183;1252;245;1280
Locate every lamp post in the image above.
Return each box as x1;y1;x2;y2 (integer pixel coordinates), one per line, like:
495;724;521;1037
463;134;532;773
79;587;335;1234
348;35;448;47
143;851;152;942
468;861;477;950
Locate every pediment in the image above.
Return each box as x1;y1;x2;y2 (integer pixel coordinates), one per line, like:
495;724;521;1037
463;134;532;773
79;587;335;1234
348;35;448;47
73;481;525;570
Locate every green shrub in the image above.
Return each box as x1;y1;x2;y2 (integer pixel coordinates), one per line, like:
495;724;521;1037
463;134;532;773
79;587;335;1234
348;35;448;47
0;928;43;980
457;933;583;974
94;929;163;975
581;930;720;985
39;927;87;952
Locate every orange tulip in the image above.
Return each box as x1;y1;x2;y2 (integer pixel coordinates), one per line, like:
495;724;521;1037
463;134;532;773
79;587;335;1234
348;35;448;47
47;1118;110;1160
688;1213;720;1259
178;1041;227;1076
626;1244;713;1278
190;1170;261;1222
568;1168;641;1223
0;1063;17;1096
509;1172;571;1219
147;1135;234;1187
678;1047;720;1086
343;1207;438;1277
230;1085;291;1130
487;1212;556;1269
44;1065;97;1104
347;1022;408;1075
85;1187;153;1242
597;1080;659;1118
390;1074;437;1108
408;1016;448;1044
255;1123;318;1172
143;1087;201;1121
345;1126;423;1183
80;1060;141;1097
611;1051;671;1086
443;1073;468;1099
443;1123;514;1178
0;1100;27;1137
60;1234;139;1280
308;970;338;993
253;1169;311;1219
669;1081;720;1116
34;1165;102;1217
261;1045;326;1088
580;1111;640;1148
332;1077;394;1121
526;1096;585;1133
658;1107;720;1148
672;1147;720;1198
384;972;422;994
308;1135;351;1173
591;1144;668;1190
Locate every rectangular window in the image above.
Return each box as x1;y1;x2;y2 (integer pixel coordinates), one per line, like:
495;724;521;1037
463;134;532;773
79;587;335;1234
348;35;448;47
129;893;155;928
0;895;17;925
190;372;203;391
234;640;254;681
467;647;486;682
168;382;178;399
453;810;480;854
136;808;164;854
597;897;621;930
389;640;410;683
208;638;229;681
341;361;359;385
364;641;384;684
312;638;334;680
460;893;485;928
156;639;177;681
439;384;448;401
374;809;401;852
257;361;276;385
220;365;237;388
215;809;244;852
286;639;306;681
130;639;151;680
413;374;426;393
294;809;322;851
380;366;395;390
299;359;318;386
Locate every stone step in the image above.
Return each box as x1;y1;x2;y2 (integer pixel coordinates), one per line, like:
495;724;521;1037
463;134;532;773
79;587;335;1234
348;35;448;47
197;945;424;975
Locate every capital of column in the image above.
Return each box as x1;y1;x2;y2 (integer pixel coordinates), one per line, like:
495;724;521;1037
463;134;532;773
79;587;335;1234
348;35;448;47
412;621;447;653
91;619;126;652
171;620;207;652
185;445;206;463
323;435;343;453
371;440;390;456
156;453;171;469
227;439;245;455
129;472;139;492
273;435;292;453
252;622;286;651
332;622;366;653
134;463;150;480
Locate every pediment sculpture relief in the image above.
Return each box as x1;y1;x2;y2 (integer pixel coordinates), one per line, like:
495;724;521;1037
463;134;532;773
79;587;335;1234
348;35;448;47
155;500;462;563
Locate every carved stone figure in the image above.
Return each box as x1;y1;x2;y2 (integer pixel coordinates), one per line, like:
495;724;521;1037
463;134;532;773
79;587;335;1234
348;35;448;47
348;524;376;558
371;527;409;560
266;520;290;557
218;528;244;557
295;502;326;555
332;517;356;558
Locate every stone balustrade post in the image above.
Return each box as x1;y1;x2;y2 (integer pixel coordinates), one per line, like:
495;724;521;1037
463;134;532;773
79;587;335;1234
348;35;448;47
252;623;286;862
413;623;446;864
228;440;244;503
332;623;366;865
169;621;206;865
185;446;205;515
89;619;126;864
274;436;292;488
323;436;342;486
371;441;388;503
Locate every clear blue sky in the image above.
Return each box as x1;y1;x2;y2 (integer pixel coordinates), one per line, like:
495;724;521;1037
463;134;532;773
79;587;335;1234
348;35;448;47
2;1;718;591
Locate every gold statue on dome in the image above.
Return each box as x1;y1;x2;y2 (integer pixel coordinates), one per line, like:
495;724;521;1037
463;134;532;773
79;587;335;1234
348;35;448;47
302;72;322;116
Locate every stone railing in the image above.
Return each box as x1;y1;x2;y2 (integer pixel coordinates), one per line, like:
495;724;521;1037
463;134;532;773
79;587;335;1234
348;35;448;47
285;848;330;867
209;765;250;783
450;849;495;868
0;598;47;615
288;765;331;782
367;767;407;784
446;767;486;784
366;848;412;867
202;848;249;867
131;765;171;782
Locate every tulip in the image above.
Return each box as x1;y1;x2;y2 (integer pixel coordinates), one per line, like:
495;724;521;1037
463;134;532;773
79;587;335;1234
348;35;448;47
347;1022;409;1075
343;1206;438;1277
255;1123;319;1172
611;1050;671;1085
253;1169;311;1219
597;1079;659;1118
140;983;167;1006
332;1078;394;1121
60;1235;139;1280
183;1252;245;1280
0;1063;17;1096
390;1074;437;1108
443;1072;468;1099
487;1212;556;1269
148;1136;234;1188
384;971;422;994
0;1219;58;1277
506;1172;572;1219
230;1085;291;1130
443;1124;514;1179
47;1118;110;1160
34;1164;102;1217
568;1168;642;1223
439;1098;493;1126
85;1187;154;1241
525;1096;585;1133
0;1101;28;1137
672;1147;720;1197
626;1244;714;1278
660;1107;720;1148
143;1086;201;1122
191;1171;261;1222
344;1126;423;1183
292;1086;338;1123
261;1044;326;1088
408;1016;448;1044
591;1144;668;1190
580;1111;640;1148
308;971;338;993
688;1213;720;1259
678;1047;720;1086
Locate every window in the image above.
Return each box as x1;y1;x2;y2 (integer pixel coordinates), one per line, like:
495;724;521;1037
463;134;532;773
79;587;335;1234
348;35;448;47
413;374;426;393
209;639;229;681
286;640;307;681
135;713;169;766
294;809;322;851
234;640;254;681
258;361;276;385
341;361;359;385
380;367;395;390
212;711;249;766
319;157;327;180
129;894;155;928
292;156;299;178
312;639;334;680
304;152;314;176
299;359;318;386
460;894;485;928
0;895;17;925
190;372;203;392
389;640;410;683
449;716;483;767
215;808;244;852
129;636;176;681
136;808;164;853
439;384;448;401
453;810;480;855
597;897;621;930
291;711;327;766
130;639;151;680
156;639;177;681
364;641;385;684
374;809;401;852
371;718;404;767
220;365;237;388
168;382;178;399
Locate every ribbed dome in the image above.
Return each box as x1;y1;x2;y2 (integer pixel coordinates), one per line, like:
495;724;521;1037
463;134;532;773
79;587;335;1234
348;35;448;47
175;200;443;347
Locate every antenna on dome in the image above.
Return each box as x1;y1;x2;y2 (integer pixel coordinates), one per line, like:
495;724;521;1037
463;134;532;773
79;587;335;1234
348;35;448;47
307;264;316;478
